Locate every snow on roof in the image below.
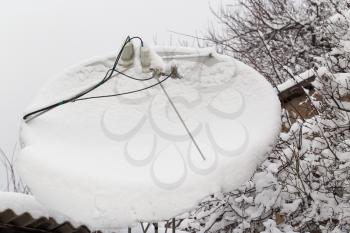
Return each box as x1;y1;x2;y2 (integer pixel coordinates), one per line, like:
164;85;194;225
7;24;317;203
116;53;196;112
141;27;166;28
0;191;50;219
0;191;81;228
17;46;281;229
276;69;316;93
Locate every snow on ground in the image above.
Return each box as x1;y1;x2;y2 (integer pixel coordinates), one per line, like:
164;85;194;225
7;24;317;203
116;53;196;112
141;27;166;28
17;46;280;230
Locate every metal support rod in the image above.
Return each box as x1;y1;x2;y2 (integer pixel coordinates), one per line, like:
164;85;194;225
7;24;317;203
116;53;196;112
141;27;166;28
156;76;206;161
128;227;132;233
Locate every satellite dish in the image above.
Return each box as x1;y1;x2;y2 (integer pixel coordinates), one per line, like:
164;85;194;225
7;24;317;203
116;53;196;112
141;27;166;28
17;37;281;229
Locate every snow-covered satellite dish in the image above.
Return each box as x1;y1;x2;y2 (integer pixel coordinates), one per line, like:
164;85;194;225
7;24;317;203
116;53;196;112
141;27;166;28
18;37;281;229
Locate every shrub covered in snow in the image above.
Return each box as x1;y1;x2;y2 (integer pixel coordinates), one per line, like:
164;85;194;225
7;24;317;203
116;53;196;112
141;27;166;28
177;108;350;232
207;0;350;85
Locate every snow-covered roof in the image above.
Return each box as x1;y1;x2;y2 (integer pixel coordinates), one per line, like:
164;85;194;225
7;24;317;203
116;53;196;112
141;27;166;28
0;191;90;233
276;69;316;93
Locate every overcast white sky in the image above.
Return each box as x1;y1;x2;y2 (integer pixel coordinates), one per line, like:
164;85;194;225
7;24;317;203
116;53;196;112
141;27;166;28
0;0;225;157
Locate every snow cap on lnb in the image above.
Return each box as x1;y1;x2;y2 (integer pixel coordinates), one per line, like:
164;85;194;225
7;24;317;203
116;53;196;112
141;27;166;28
149;47;166;73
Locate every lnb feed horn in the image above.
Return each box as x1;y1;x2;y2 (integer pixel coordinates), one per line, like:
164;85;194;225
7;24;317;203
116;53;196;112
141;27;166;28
120;42;134;67
140;46;151;72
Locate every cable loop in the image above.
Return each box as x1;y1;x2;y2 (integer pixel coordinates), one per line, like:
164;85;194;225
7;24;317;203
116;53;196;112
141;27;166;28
23;36;171;122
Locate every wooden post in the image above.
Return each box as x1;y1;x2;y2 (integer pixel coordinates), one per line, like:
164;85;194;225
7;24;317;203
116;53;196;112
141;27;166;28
172;218;176;233
153;223;158;233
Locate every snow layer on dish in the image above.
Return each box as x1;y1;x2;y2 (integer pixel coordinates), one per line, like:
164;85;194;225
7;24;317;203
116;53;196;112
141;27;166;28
17;46;281;230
